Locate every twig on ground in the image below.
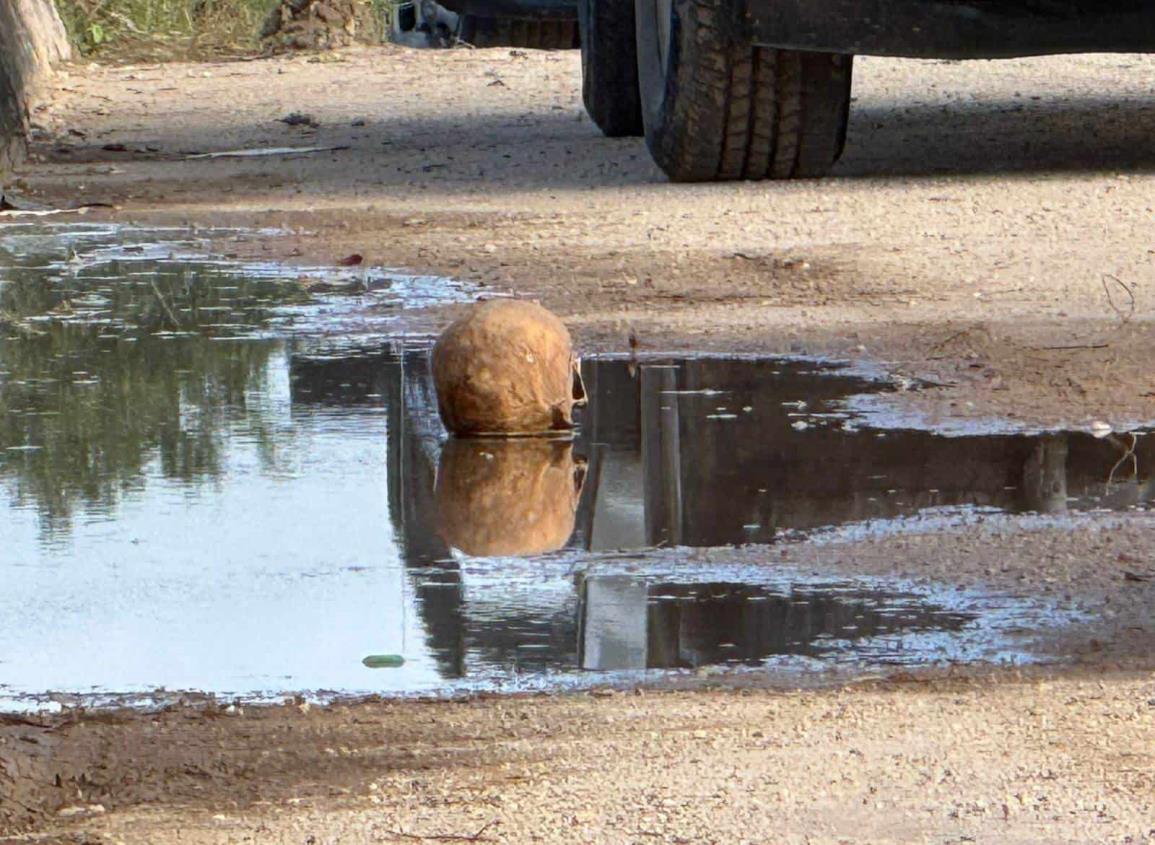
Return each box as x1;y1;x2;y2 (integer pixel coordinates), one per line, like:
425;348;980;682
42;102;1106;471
0;715;53;729
1101;273;1136;325
1033;343;1110;351
382;820;499;842
927;328;975;360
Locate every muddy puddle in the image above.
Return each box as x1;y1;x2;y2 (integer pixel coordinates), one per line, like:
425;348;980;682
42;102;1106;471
1;225;1146;709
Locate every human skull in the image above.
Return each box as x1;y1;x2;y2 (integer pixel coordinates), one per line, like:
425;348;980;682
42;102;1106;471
432;300;585;436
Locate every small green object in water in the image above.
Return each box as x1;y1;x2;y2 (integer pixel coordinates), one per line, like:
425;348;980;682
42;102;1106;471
362;654;405;669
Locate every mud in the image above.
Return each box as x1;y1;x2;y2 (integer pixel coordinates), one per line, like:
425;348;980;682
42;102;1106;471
260;0;384;52
3;45;1155;843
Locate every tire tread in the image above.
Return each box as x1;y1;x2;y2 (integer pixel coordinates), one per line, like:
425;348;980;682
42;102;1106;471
580;0;644;136
638;0;854;181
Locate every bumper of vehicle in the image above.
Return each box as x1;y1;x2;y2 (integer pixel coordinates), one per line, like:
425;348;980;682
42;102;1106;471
437;0;574;20
747;1;1155;58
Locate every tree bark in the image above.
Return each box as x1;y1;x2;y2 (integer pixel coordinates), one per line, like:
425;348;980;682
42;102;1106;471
0;0;71;176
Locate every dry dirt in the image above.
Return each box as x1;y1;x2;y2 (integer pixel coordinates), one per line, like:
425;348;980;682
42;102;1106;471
3;44;1155;843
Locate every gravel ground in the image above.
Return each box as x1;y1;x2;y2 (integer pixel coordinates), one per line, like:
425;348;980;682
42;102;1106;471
5;670;1155;844
3;44;1155;843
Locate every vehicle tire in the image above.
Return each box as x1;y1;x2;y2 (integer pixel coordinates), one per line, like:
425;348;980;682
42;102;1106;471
634;0;853;181
578;0;644;137
457;15;580;48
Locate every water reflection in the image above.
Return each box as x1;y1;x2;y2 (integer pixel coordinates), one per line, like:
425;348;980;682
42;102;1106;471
383;353;1155;563
382;353;1146;681
0;224;474;541
0;231;1119;700
580;578;975;671
0;232;305;537
436;439;585;557
0;331;283;536
573;358;1155;547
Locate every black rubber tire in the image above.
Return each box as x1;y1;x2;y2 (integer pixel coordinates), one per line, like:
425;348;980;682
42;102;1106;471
457;15;580;49
578;0;644;137
634;0;853;181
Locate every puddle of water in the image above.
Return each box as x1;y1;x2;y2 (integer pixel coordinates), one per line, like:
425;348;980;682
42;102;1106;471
1;225;1134;709
573;356;1155;548
0;223;485;339
0;224;482;538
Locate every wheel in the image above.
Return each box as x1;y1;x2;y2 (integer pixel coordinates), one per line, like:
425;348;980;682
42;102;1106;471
578;0;644;136
457;15;580;48
634;0;853;181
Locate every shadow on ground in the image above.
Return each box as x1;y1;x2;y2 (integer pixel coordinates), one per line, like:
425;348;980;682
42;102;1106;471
35;93;1155;202
840;96;1155;177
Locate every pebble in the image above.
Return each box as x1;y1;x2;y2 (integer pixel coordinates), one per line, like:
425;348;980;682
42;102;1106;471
1090;421;1113;438
57;804;105;817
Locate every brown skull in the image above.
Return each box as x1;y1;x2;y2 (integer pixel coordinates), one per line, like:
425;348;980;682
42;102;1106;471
432;300;585;437
435;438;586;557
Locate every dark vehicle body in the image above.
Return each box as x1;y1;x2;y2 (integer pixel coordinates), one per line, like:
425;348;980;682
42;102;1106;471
601;0;1155;179
395;0;578;47
429;0;1154;180
440;0;1155;56
442;0;574;20
746;0;1155;59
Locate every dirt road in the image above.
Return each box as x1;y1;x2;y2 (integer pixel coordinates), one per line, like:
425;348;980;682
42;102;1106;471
18;46;1155;430
3;45;1155;843
4;671;1155;845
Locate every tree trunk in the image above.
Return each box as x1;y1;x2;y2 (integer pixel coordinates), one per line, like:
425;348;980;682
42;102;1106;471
0;0;71;176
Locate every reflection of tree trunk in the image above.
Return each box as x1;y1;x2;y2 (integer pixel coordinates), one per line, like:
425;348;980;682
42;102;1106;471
641;366;681;546
1021;434;1068;513
383;345;466;679
578;577;648;670
574;360;644;551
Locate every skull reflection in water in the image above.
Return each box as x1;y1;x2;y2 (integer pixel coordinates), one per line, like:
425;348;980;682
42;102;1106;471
435;438;586;556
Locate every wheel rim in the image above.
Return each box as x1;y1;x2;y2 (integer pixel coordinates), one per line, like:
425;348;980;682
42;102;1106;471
637;0;674;80
635;0;672;131
654;0;672;73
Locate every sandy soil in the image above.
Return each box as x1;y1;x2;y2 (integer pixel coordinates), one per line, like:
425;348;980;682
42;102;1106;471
3;45;1155;843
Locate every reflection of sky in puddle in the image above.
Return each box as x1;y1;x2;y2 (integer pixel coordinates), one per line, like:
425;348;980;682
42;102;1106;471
0;223;483;341
0;226;1123;708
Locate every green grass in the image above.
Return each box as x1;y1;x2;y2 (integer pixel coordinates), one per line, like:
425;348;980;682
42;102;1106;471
55;0;285;60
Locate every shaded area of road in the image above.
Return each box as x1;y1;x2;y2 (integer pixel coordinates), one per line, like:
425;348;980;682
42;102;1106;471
19;51;1155;210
